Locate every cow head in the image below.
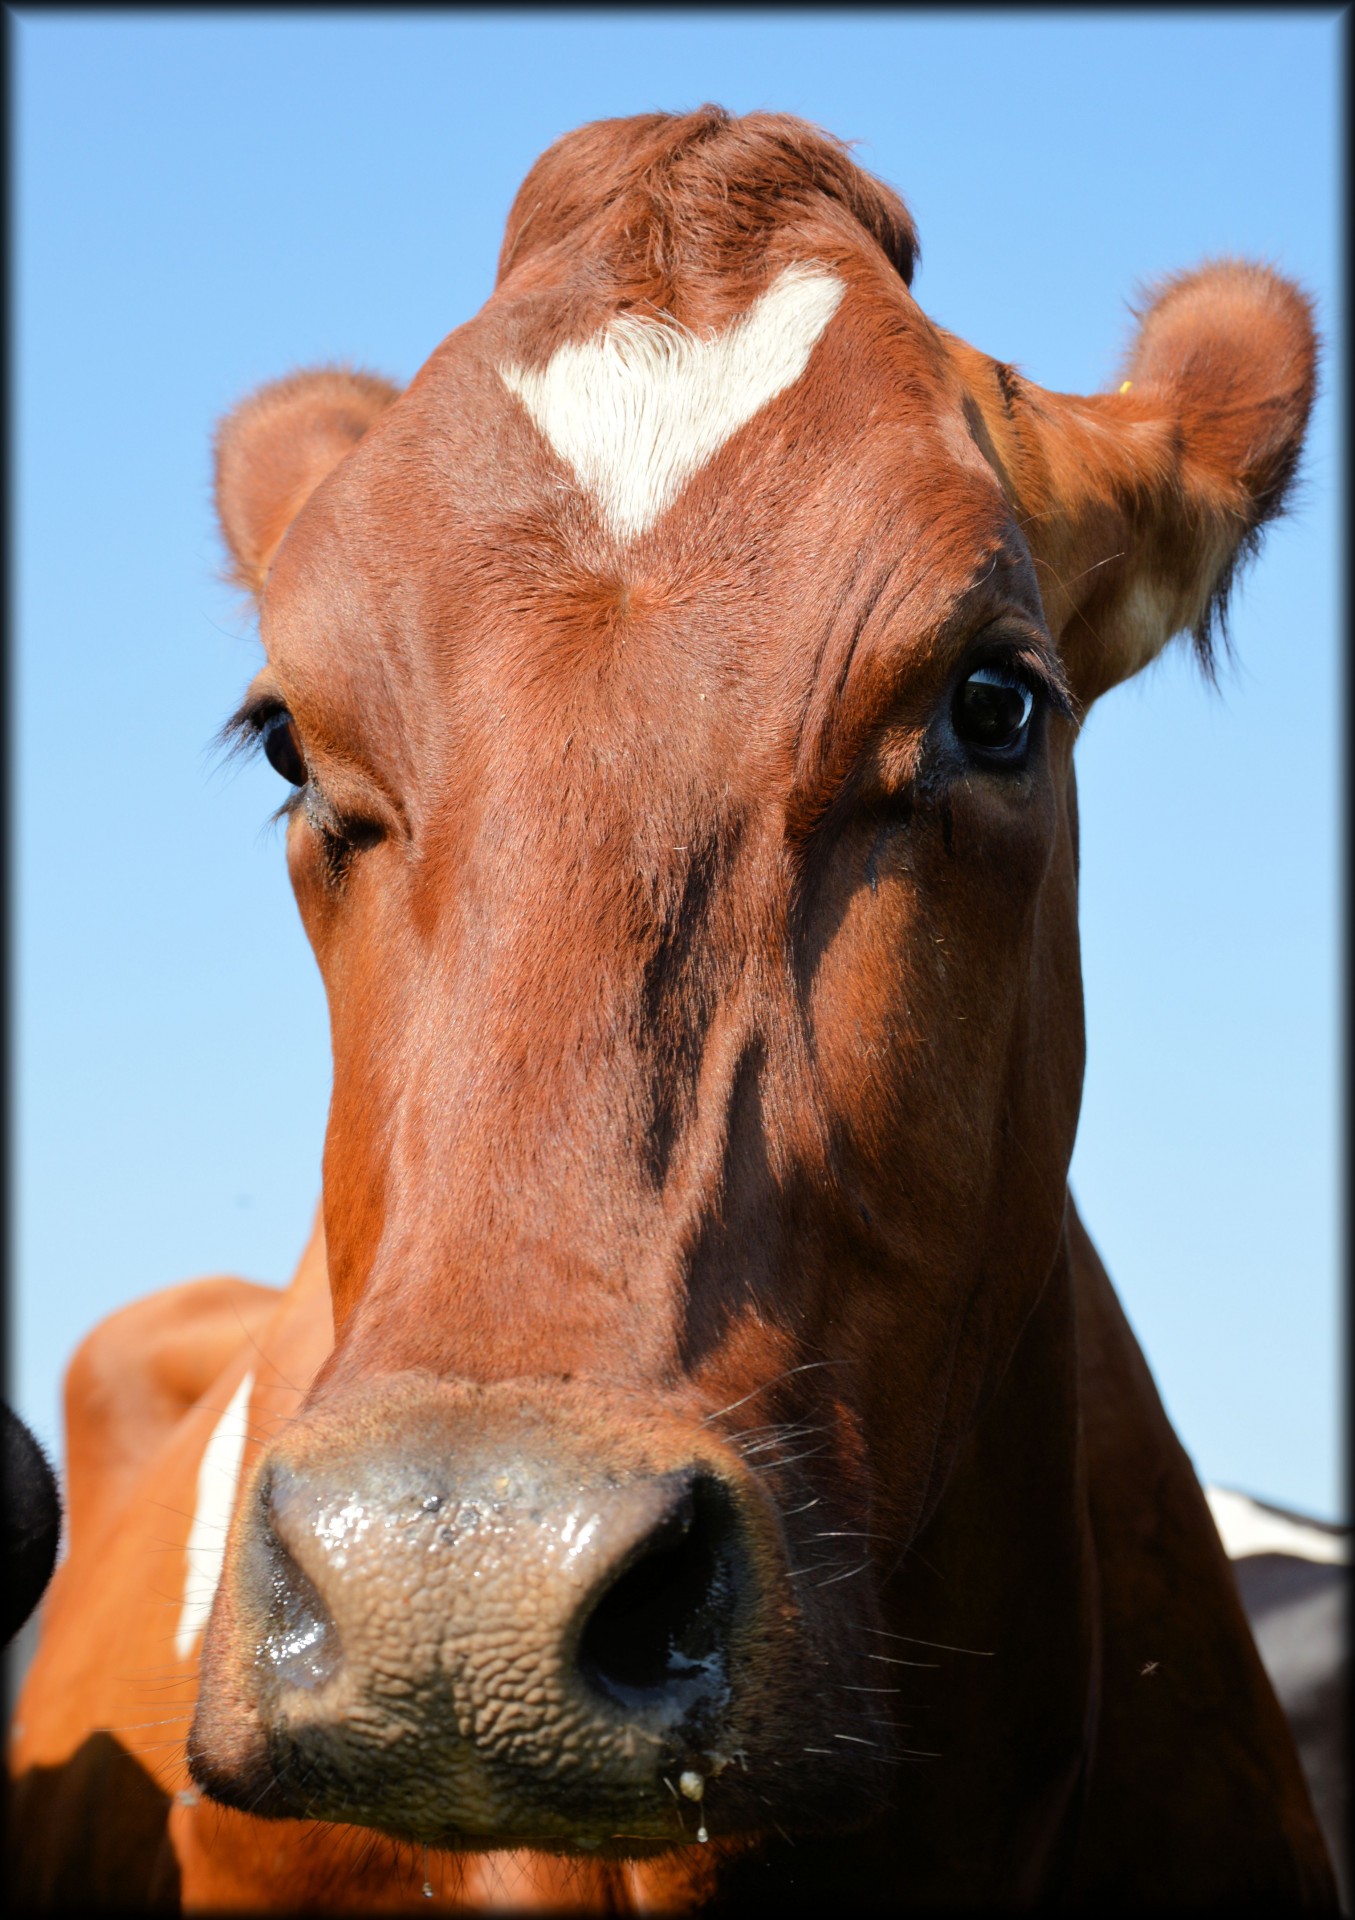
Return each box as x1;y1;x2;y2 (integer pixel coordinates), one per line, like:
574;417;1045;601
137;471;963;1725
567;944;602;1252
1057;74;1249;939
188;109;1314;1871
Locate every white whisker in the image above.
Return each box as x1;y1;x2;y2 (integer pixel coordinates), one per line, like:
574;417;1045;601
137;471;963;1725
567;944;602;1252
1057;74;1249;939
864;1628;993;1656
816;1558;872;1587
701;1360;843;1425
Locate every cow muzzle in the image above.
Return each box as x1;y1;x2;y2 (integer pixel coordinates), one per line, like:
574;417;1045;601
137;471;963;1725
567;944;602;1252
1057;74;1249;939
188;1376;783;1851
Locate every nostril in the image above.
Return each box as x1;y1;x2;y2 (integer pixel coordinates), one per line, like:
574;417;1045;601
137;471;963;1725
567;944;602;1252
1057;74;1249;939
264;1551;341;1692
258;1479;342;1694
577;1477;738;1714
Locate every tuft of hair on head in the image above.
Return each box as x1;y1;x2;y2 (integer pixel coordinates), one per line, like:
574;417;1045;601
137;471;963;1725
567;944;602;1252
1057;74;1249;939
496;105;919;299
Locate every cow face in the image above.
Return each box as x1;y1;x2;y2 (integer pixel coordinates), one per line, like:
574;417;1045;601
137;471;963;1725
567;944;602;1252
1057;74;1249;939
189;111;1314;1860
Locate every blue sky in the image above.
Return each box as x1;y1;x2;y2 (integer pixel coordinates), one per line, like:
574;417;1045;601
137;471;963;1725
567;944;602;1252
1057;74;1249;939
12;11;1341;1517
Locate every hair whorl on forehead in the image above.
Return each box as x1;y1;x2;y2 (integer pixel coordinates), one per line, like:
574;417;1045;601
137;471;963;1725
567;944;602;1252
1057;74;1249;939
496;105;919;298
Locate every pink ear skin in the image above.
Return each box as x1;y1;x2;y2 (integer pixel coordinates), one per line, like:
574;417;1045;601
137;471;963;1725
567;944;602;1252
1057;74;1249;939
214;367;402;597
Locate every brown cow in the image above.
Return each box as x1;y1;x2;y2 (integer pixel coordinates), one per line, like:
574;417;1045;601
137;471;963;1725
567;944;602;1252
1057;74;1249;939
9;108;1334;1912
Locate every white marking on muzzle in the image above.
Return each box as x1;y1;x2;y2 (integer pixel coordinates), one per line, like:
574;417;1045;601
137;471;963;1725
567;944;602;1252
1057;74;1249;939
1206;1484;1347;1564
499;261;845;541
175;1368;256;1660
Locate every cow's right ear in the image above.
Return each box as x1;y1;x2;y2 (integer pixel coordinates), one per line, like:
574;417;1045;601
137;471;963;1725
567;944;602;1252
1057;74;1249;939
214;367;402;596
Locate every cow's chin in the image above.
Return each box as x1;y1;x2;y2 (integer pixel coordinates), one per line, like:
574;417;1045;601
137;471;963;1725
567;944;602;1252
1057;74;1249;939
187;1657;889;1859
187;1725;883;1862
187;1374;900;1857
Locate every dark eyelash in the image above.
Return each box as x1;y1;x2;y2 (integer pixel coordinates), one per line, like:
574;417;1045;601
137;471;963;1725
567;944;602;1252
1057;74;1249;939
976;641;1077;722
216;692;292;765
215;695;308;830
216;693;377;889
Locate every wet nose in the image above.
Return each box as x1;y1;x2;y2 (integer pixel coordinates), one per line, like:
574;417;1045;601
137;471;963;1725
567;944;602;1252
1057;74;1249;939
202;1408;757;1843
260;1458;740;1725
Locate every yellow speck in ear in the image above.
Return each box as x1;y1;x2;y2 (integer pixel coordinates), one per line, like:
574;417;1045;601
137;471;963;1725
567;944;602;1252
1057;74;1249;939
1119;380;1134;394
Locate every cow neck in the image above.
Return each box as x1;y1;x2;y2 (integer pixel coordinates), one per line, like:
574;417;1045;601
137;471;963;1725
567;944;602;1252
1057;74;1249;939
687;1210;1098;1912
1062;1207;1334;1905
880;1208;1097;1902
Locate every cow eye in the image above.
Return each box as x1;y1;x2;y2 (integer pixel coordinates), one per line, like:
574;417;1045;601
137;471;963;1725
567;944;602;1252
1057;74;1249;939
260;710;307;786
952;664;1036;762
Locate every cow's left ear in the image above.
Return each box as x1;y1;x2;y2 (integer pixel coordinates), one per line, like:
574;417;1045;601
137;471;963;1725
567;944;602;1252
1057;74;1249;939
958;263;1317;708
215;367;402;597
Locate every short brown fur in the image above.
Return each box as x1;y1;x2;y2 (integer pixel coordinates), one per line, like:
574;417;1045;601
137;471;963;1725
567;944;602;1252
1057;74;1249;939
12;110;1329;1913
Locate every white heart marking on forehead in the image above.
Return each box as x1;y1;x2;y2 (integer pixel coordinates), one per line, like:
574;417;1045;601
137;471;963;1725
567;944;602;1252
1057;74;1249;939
500;261;845;542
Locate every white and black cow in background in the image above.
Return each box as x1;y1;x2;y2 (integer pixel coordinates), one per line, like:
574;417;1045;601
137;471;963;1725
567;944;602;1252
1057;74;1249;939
1209;1486;1348;1909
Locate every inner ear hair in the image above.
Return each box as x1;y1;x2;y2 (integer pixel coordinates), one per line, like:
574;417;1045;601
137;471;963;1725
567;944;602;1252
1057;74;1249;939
1115;260;1318;674
960;262;1317;709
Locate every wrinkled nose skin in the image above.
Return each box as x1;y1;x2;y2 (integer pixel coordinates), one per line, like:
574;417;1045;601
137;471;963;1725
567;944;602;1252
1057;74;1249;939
189;1377;802;1852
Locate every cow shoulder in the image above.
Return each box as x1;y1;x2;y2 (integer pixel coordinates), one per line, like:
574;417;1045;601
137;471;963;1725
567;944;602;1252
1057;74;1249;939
63;1276;280;1552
